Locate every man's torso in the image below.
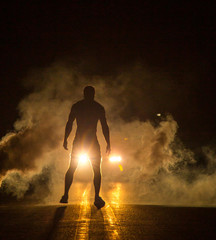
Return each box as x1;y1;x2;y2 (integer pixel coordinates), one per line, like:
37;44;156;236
71;100;104;157
73;100;104;141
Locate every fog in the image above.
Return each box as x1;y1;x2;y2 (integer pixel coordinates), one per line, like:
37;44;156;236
0;62;216;206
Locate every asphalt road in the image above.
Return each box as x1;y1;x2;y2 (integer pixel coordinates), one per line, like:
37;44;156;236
1;184;216;240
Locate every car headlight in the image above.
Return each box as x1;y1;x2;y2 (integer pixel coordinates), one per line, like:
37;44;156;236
79;154;89;164
109;156;122;162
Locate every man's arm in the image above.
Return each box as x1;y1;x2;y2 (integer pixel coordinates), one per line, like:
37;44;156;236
63;106;75;150
100;108;111;154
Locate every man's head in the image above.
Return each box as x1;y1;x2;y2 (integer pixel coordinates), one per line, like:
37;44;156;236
83;86;95;101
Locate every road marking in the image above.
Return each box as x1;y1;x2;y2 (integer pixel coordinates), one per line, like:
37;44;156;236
74;184;91;240
101;203;120;240
74;183;121;239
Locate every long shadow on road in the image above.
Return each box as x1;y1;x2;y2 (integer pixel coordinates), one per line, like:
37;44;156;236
89;205;106;240
46;206;67;240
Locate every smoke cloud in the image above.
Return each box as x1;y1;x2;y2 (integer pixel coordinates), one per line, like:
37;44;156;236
0;62;216;206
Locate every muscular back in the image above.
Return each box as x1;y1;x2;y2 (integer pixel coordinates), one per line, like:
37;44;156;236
71;100;105;140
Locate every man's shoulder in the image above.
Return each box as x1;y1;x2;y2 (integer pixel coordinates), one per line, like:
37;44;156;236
72;100;84;108
93;101;105;113
93;100;104;109
72;100;104;112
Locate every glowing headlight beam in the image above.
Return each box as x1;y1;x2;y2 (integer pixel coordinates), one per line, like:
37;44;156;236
79;154;89;164
109;155;123;171
109;156;122;162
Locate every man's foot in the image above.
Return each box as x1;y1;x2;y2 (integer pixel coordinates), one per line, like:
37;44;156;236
60;194;68;203
94;196;105;209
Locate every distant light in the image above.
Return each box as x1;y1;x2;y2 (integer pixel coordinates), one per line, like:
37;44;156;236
124;138;128;141
109;156;122;162
79;154;88;164
157;113;161;117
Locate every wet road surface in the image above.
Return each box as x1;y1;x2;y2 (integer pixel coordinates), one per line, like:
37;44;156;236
1;183;216;240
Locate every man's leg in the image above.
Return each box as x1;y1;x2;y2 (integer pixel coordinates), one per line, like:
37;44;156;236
92;161;101;198
64;163;76;196
92;157;105;209
60;157;78;203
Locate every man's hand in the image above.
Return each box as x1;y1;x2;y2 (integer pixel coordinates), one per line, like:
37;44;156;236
63;139;68;150
106;144;111;155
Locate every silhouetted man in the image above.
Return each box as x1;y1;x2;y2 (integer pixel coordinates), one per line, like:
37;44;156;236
60;86;111;209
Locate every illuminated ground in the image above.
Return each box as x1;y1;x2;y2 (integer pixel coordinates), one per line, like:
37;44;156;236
0;183;216;240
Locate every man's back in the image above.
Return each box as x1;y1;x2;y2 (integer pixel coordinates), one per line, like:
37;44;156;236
72;99;105;140
63;85;110;154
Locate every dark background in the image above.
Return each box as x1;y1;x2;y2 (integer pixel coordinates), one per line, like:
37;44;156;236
0;1;215;149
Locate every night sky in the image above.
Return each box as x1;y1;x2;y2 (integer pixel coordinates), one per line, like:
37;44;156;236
1;1;215;149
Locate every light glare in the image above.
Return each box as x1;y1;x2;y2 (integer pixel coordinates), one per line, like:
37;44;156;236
79;154;88;164
109;156;122;162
